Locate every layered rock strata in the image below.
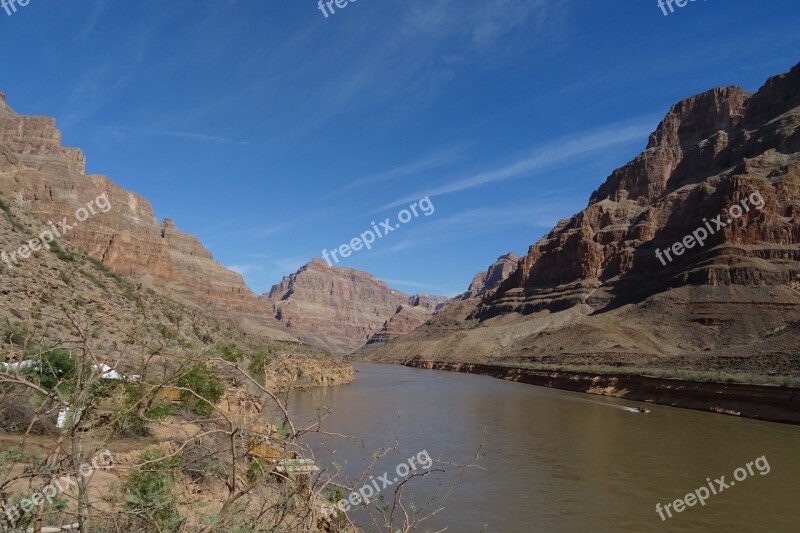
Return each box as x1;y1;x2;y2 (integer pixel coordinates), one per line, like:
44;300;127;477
367;62;800;375
408;293;450;311
0;95;295;341
364;305;441;348
481;66;800;318
264;259;448;353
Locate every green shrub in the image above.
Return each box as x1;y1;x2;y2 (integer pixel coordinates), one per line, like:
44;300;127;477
176;363;225;416
24;349;76;392
274;425;291;441
248;348;274;382
328;486;345;504
164;310;183;327
48;240;74;262
158;324;178;341
85;256;138;301
85;255;122;281
125;448;183;531
193;325;213;344
79;268;107;290
112;384;174;437
218;342;244;363
1;320;27;346
246;458;270;484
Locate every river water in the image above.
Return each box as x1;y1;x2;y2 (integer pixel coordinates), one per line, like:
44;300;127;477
288;363;800;532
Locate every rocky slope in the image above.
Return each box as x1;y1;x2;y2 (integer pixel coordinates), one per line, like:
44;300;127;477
264;259;447;353
0;192;352;391
0;195;352;530
367;62;800;379
0;93;294;341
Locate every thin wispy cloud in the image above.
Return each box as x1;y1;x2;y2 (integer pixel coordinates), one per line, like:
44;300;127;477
79;1;112;39
209;222;293;240
274;0;567;143
388;241;413;253
379;115;659;210
333;142;471;195
60;60;145;129
109;126;251;146
58;17;161;129
380;196;581;254
432;202;574;232
227;264;262;276
245;254;309;278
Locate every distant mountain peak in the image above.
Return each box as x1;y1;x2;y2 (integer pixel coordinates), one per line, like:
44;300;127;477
263;259;448;353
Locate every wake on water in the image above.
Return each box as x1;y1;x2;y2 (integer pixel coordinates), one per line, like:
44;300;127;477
568;397;649;413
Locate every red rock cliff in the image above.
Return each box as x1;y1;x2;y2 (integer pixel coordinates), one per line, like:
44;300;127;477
480;63;800;318
0;97;295;341
366;63;800;375
263;259;446;353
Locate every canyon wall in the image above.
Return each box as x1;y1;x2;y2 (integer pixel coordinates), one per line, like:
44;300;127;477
0;94;295;341
264;259;448;353
366;62;800;376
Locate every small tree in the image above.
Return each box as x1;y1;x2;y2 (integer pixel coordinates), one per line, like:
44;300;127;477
25;348;76;392
247;348;274;383
217;342;244;362
176;362;225;416
124;448;183;531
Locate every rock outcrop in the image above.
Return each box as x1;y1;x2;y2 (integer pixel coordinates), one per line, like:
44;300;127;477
363;293;452;348
0;96;295;341
263;259;447;353
407;293;450;311
366;62;800;377
459;252;520;299
363;305;434;348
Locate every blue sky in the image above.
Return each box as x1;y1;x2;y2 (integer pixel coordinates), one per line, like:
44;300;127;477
1;0;798;296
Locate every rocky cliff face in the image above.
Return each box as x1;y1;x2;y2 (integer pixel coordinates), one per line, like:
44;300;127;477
481;64;800;318
362;305;434;348
407;293;450;311
362;294;451;349
459;252;520;299
0;95;295;341
366;62;800;376
264;259;447;353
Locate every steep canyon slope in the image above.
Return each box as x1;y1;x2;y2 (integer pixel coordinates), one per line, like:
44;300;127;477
0;94;294;341
368;63;800;378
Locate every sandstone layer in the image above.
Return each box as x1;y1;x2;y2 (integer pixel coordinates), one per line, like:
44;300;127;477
264;259;447;353
0;94;294;341
367;62;800;378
